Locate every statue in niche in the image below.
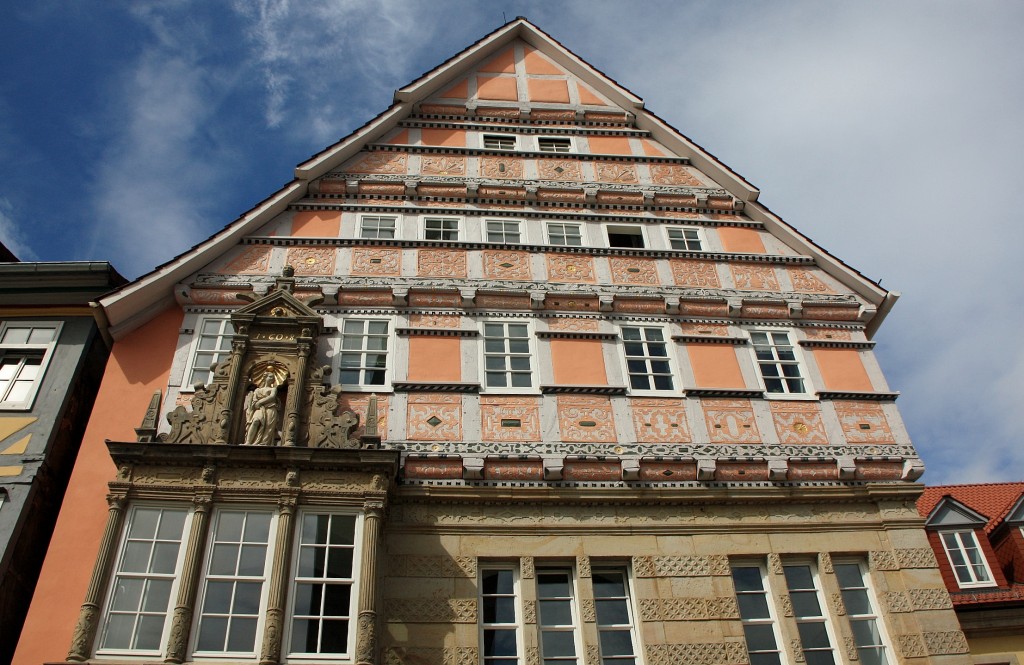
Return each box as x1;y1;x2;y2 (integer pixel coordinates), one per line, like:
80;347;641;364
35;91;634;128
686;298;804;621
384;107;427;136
244;370;282;445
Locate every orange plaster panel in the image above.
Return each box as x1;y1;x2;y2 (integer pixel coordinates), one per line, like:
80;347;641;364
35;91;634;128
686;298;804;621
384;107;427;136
384;128;410;145
642;139;668;156
813;348;874;391
527;79;570;103
686;345;746;388
439;78;470;99
718;227;766;254
578;84;608;106
550;338;607;385
523;46;564;75
407;337;461;382
291;211;340;237
479;46;516;73
420;128;466;147
14;306;184;665
476;75;519;101
588;136;632;155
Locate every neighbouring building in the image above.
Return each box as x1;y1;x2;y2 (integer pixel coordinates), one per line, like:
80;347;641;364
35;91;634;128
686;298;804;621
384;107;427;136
0;257;125;663
15;18;972;665
918;483;1024;664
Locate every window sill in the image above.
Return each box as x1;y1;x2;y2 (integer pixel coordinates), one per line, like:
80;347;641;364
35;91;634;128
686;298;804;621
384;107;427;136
392;381;480;392
540;385;627;395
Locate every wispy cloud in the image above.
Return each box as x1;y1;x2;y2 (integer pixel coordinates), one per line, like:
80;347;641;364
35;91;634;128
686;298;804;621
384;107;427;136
0;197;37;260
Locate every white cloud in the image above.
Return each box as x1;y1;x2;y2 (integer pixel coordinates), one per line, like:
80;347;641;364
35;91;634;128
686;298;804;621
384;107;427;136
0;197;37;260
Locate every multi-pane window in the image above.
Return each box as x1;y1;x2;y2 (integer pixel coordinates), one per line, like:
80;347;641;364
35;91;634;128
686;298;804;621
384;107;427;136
750;331;807;395
537;569;581;665
484;135;516;150
487;220;522;244
359;215;397;239
606;225;644;248
338;319;390;387
783;564;837;665
480;567;520;665
187;318;233;387
98;506;188;654
732;565;784;665
621;327;674;391
194;510;274;655
834;562;890;665
667;227;703;250
0;322;59;409
423;216;460;241
547;222;583;247
483;322;533;390
592;568;639;665
537;137;572;153
939;530;994;587
288;513;360;657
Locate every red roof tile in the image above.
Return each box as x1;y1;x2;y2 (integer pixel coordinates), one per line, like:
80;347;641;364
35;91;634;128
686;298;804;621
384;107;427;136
917;482;1024;533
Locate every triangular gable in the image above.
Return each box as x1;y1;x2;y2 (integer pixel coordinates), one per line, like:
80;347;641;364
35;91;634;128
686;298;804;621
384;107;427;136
1004;494;1024;526
97;17;892;339
926;496;990;528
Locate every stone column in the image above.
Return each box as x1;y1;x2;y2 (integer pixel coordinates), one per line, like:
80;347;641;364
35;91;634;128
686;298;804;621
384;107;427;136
164;495;213;663
283;336;312;446
218;336;248;443
67;494;127;662
259;496;297;665
356;500;385;665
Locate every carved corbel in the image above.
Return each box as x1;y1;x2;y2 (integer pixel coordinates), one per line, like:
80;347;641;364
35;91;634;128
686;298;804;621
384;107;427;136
529;291;546;310
768;460;788;481
460;288;477;308
584;187;598;204
788;301;804;319
697;458;716;480
664;297;680;315
621;458;640;481
463;458;484;480
404;180;419;197
902;458;925;481
392;287;409;307
727;298;744;316
543;458;564;481
599;295;615;312
837;456;857;479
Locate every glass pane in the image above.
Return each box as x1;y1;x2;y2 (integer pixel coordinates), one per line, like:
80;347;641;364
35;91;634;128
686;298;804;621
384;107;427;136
744;624;778;650
129;508;161;539
202;580;234;614
750;653;783;665
592;572;625;596
539;599;573;625
101;613;135;649
805;650;836;665
110;578;144;611
238;544;266;576
790;591;822;617
783;565;814;590
209;543;239;576
487;373;508;387
233;581;262;614
121;541;153;573
243;512;271;542
142;579;173;611
483;569;514;594
492;597;516;623
628;375;650;391
542;631;576;657
850;619;882;646
737;593;771;619
508;340;529;354
196;616;228;651
302;514;329;544
858;646;889;665
841;589;872;616
731;567;764;592
330;515;356;544
327;548;353;578
290;618;318;653
217;512;244;541
227;616;257;651
484;629;518;656
653;375;673;390
595;599;630;625
321;618;349;653
797;622;831;648
510;373;532;387
28;327;55;344
368;321;389;335
323;584;352;617
157;510;187;539
599;630;634;656
2;327;29;343
293;583;320;615
151;542;180;573
134;614;164;650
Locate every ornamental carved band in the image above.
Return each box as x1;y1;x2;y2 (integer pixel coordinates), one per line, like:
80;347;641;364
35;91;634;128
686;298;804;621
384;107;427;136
632;555;731;577
638;597;739;621
386;555;477;578
382;598;477;623
645;641;749;665
384;647;477;665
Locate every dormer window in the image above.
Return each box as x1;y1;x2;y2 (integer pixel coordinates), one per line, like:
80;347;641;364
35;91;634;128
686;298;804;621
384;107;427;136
939;530;995;588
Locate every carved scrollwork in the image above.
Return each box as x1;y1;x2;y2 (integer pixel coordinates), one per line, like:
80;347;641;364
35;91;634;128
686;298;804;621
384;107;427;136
159;380;227;444
306;374;361;448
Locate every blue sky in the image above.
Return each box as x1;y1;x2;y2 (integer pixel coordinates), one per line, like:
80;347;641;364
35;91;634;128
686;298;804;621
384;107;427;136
1;1;1021;485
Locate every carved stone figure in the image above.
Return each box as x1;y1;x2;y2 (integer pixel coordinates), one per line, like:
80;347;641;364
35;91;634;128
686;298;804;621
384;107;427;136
244;371;282;445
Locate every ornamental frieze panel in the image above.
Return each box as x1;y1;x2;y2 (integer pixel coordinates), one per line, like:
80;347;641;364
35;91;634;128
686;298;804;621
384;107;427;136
480;156;523;179
639;597;739;620
645;642;748;665
633;555;731;577
730;264;781;291
609;256;660;285
630;398;692;443
480;396;541;441
678;322;729;336
907;588;952;610
548;317;600;332
557;395;617;443
407;393;462;441
420;155;466;176
350;248;401;276
299;471;383;493
382;598;476;623
418;248;468;278
702;399;761;444
670;259;721;288
769;401;828;445
833;401;895;444
336;290;393;307
221;245;272;274
408;292;461;307
187;289;252;306
338;394;389;439
345;151;407;174
804;327;853;341
537;159;583;181
384;647;477;665
482;249;532;280
649;163;704;187
922;631;970;655
286;247;336;276
408;313;461;328
546;254;596;283
788;267;834;293
594;161;639;184
386;555;477;578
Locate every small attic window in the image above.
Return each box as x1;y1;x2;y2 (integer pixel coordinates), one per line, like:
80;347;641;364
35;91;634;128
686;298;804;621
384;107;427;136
483;135;516;150
537;137;572;153
606;224;645;248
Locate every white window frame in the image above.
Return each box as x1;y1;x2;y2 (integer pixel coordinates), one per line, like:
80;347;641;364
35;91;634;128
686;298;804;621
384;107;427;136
546;222;585;247
482;134;517;150
618;325;680;395
535;567;584;665
284;510;364;660
665;226;704;251
833;560;892;665
334;317;393;391
731;562;787;665
182;317;234;390
591;566;641;665
479;564;523;665
939;530;996;588
0;321;61;410
481;320;537;393
783;562;840;665
747;329;812;398
420;215;462;241
358;214;398;240
485;219;524;245
605;224;646;249
536;136;575;153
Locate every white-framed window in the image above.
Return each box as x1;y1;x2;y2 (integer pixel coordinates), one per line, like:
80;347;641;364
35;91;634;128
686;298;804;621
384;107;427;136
732;563;786;665
422;216;461;241
193;509;275;656
479;566;522;665
286;511;362;658
834;561;891;665
783;563;839;665
486;219;523;244
536;568;583;664
546;222;584;247
666;226;703;251
620;326;676;393
939;530;995;588
591;567;640;665
749;330;809;396
185;317;234;388
0;321;61;410
606;225;645;249
483;134;517;150
359;215;398;239
96;505;190;656
537;137;574;153
337;319;391;389
482;321;535;391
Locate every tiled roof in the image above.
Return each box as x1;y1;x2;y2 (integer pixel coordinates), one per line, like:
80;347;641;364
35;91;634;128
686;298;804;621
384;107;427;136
949;583;1024;606
917;482;1024;533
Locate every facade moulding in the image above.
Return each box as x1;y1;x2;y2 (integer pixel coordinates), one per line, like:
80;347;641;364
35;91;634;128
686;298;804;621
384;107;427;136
539;384;628;395
391;381;481;392
817;391;900;401
672;335;750;345
396;121;649;138
403;111;634;128
395;327;480;337
799;340;876;349
535;331;617;340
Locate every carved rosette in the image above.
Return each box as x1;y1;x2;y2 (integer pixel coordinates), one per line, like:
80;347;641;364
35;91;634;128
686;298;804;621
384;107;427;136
357;610;377;664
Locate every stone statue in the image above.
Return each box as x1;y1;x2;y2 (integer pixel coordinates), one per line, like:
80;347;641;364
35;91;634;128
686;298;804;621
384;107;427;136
244;371;281;445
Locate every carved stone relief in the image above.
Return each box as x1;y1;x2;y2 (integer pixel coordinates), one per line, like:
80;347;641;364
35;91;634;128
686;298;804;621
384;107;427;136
482;249;532;280
609;256;659;285
788;267;834;293
537;159;583;181
769;401;828;445
630;398;692;443
594;161;638;184
556;395;617;443
480;156;524;179
345;151;407;174
645;641;748;665
407;393;462;441
408;313;461;328
546;253;596;283
730;264;780;291
351;247;402;276
547;317;600;332
639;597;739;621
702;399;761;444
834;401;895;444
480;396;541;442
221;245;272;274
632;555;731;577
418;248;468;278
649;163;703;186
286;247;336;275
670;259;721;288
420;155;466;176
382;598;476;623
907;588;952;610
